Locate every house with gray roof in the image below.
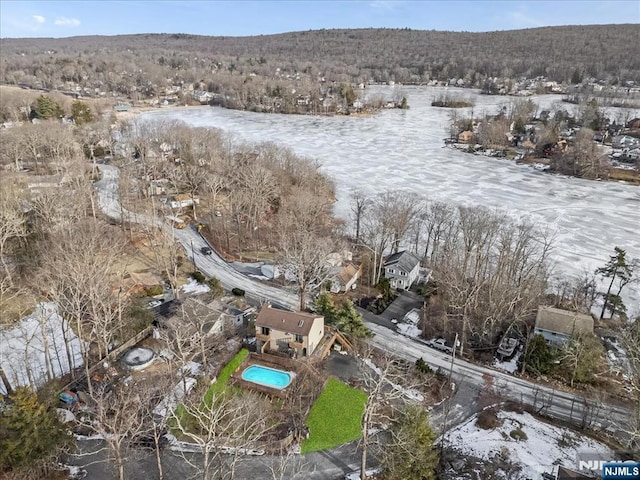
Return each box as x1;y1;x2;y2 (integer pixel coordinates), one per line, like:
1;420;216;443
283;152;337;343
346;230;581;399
533;306;594;346
383;250;421;290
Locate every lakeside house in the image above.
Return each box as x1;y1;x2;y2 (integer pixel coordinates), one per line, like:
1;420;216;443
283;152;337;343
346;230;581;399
329;262;362;293
533;306;594;346
255;305;324;357
383;250;421;290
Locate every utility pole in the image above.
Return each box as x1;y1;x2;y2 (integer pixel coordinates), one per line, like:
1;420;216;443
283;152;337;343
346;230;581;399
440;332;459;457
191;240;197;271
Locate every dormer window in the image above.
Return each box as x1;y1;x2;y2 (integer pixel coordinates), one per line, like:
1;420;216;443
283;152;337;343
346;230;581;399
298;320;304;328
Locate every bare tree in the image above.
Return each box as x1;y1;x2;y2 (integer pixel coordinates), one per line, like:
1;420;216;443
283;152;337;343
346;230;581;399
0;179;27;286
82;384;148;480
40;221;129;393
278;227;336;311
358;351;419;480
350;190;370;243
619;320;640;453
263;447;314;480
169;390;273;480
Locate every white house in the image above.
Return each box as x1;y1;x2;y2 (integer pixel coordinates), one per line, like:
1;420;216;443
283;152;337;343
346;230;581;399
170;193;200;209
383;250;421;290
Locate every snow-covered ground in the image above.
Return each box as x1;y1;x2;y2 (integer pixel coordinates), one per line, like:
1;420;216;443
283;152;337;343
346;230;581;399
142;87;640;316
446;409;614;479
181;278;211;294
397;322;422;338
493;350;522;374
0;303;84;395
364;357;424;402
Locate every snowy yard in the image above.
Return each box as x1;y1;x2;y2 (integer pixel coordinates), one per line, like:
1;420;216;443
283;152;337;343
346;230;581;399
181;278;211;294
0;303;84;395
445;409;614;479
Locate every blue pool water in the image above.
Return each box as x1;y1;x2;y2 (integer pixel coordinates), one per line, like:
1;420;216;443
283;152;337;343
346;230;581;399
241;365;292;389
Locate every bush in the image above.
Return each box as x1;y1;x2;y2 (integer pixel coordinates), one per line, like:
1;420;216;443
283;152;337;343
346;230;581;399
191;271;206;283
415;357;432;374
231;287;245;296
476;408;501;430
144;284;164;296
510;427;528;441
207;277;224;298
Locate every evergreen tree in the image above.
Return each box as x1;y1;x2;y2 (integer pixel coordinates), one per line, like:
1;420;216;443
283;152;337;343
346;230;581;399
71;100;94;125
314;291;338;323
596;247;634;320
33;95;64;120
336;299;372;339
0;387;70;472
521;334;554;375
314;292;371;338
383;405;438;480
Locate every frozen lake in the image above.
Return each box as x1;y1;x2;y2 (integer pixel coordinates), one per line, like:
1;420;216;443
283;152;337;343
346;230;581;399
142;86;640;316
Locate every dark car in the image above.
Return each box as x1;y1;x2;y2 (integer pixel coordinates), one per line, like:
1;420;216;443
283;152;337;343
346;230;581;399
201;246;213;255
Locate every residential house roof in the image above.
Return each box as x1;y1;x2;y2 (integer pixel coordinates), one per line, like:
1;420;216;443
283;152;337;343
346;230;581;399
384;250;421;273
255;305;322;336
535;306;594;337
334;263;361;286
173;193;197;202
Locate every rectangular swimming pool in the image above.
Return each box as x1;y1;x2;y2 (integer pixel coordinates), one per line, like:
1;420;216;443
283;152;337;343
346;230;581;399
241;365;293;390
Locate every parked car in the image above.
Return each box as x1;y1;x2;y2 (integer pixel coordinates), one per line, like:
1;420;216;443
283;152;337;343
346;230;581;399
426;337;453;354
201;246;213;255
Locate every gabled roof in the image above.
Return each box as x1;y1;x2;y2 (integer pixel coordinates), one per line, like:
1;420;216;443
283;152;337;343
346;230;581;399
334;263;361;285
383;250;420;273
535;306;594;337
255;305;322;336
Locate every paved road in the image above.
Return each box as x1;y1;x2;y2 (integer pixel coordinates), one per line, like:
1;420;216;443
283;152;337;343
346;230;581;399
368;323;631;439
96;164;299;311
96;163;633;452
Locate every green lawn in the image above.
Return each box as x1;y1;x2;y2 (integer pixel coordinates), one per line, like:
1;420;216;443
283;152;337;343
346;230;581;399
301;377;367;453
203;348;249;406
171;348;249;434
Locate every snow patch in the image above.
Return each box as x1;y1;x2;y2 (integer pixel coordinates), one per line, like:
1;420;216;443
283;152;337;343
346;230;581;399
493;350;522;374
446;410;614;479
0;303;84;395
364;358;424;402
181;278;210;294
397;322;422;338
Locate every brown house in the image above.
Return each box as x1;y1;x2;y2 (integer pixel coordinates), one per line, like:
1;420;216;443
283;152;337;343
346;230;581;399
255;305;324;357
330;263;363;293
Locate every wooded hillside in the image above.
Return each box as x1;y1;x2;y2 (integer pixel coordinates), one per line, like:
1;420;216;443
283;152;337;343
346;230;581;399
1;25;639;90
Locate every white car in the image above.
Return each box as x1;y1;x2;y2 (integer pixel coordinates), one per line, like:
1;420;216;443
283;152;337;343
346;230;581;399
345;468;383;480
426;338;453;353
390;318;398;324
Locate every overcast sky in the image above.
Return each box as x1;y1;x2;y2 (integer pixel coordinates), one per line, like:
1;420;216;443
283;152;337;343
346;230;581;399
0;0;638;38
